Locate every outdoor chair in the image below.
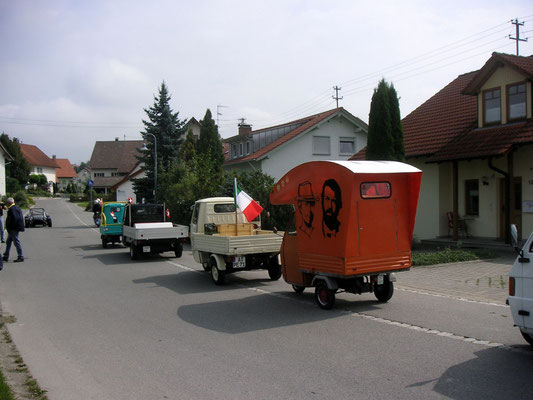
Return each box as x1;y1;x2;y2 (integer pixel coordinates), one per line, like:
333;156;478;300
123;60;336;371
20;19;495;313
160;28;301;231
446;211;469;238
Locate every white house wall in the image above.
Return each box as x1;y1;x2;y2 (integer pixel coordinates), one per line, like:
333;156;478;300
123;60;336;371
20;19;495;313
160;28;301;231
262;115;367;180
410;160;440;240
115;170;145;203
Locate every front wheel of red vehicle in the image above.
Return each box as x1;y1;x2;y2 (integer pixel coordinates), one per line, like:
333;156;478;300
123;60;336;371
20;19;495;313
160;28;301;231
315;281;335;310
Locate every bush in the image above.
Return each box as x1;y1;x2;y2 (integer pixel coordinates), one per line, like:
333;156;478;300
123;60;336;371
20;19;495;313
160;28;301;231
412;248;497;266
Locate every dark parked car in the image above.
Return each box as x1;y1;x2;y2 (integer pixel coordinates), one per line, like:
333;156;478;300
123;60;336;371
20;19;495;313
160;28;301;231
24;208;52;228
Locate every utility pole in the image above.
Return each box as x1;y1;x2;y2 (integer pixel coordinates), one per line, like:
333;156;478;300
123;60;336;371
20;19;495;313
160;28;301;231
217;104;228;126
332;86;343;108
510;18;527;56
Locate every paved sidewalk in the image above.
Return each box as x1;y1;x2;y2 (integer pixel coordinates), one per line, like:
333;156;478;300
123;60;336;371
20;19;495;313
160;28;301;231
396;254;516;305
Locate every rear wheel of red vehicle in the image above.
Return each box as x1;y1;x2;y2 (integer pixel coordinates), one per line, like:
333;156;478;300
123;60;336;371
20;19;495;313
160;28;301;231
521;330;533;347
210;258;225;285
315;281;335;309
267;258;282;280
292;284;305;294
374;276;394;302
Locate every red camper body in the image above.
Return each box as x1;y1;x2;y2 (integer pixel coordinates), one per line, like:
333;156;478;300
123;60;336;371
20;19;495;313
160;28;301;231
269;160;422;309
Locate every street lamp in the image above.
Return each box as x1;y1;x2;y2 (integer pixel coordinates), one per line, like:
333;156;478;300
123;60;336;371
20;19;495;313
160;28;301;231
141;133;157;203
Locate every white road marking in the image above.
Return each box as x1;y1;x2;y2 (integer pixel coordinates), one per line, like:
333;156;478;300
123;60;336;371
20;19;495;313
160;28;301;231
396;286;508;308
166;259;531;355
66;202;99;233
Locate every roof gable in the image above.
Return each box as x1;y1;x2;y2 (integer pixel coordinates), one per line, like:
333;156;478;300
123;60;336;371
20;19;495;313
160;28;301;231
462;52;533;95
89;140;144;172
20;144;60;168
224;108;367;165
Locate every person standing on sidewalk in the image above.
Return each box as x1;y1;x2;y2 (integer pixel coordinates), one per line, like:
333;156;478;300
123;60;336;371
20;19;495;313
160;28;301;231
0;201;6;243
3;197;25;262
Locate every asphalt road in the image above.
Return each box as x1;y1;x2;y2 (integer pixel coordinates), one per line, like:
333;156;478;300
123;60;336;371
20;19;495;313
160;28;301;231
0;198;531;400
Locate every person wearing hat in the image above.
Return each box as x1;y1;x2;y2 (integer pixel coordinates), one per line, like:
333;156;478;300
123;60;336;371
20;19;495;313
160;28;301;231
296;181;317;238
3;197;25;263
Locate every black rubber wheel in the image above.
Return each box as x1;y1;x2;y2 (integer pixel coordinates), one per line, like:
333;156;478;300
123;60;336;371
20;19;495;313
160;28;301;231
374;276;394;303
521;330;533;347
268;258;282;280
25;222;29;228
292;284;305;294
315;281;335;310
102;237;108;248
130;244;140;260
48;220;52;227
174;241;183;258
210;258;225;285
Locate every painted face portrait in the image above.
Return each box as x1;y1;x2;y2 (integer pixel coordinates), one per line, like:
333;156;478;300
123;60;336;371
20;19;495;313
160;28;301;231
321;179;342;237
295;181;317;238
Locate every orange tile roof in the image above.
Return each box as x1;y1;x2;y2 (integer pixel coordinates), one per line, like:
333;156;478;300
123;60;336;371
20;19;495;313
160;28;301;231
351;52;533;162
55;158;77;179
20;143;60;168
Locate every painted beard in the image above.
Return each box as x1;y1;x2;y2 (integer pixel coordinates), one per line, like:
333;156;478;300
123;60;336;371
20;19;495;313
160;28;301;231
323;209;340;232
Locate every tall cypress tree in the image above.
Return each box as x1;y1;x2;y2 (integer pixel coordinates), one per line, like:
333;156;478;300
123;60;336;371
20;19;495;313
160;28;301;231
133;82;186;202
366;79;405;161
388;83;405;161
197;109;224;169
179;128;197;163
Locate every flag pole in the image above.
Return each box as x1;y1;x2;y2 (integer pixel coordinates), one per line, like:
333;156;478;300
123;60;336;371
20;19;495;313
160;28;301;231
234;177;238;235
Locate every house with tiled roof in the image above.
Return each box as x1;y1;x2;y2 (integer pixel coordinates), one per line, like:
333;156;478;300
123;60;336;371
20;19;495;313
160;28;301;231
110;162;145;203
88;139;144;194
352;52;533;242
223;108;368;180
55;158;77;191
19;143;60;193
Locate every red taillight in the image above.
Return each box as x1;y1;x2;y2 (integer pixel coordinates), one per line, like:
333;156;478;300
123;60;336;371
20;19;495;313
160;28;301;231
509;277;515;296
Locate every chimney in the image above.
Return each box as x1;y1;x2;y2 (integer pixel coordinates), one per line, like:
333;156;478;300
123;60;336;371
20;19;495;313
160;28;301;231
115;137;119;141
238;119;252;136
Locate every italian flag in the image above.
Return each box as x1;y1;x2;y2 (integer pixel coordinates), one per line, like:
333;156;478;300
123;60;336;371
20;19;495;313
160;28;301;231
234;178;263;222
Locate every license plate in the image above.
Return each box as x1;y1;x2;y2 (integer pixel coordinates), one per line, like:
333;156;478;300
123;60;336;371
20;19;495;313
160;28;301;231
233;256;246;269
143;246;151;253
377;275;384;285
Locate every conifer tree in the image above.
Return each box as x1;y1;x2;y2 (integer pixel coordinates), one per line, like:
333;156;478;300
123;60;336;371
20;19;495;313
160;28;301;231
179;128;197;163
197;109;224;170
366;79;394;160
133;82;186;202
388;83;405;161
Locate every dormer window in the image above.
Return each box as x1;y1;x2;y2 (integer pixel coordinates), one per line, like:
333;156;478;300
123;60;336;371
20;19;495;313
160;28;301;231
507;82;526;121
483;88;501;125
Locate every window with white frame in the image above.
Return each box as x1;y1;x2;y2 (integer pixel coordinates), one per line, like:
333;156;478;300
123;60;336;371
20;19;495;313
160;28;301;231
94;172;104;177
246;141;251;155
483;88;501;125
36;167;43;173
313;136;330;155
339;138;355;155
239;143;243;156
507;82;526;121
231;144;237;159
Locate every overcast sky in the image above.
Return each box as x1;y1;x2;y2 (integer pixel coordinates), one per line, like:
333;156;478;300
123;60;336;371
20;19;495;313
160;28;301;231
1;1;532;164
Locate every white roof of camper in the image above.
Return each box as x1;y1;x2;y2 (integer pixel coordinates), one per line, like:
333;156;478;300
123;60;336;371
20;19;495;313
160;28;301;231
325;160;421;174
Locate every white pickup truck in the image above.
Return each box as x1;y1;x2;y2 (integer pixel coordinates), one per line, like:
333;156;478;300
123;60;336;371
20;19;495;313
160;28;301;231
122;203;189;260
190;197;283;285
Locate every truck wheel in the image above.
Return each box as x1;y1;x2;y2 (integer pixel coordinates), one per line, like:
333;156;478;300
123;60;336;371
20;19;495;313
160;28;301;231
374;276;394;302
174;241;183;258
102;237;108;248
210;258;225;285
521;330;533;347
130;244;140;260
315;281;335;309
292;284;305;294
268;258;282;280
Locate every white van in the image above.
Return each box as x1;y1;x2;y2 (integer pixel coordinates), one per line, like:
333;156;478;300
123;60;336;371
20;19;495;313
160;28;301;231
508;225;533;347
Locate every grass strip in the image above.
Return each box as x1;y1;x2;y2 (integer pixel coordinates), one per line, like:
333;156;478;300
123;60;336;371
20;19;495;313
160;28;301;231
0;368;16;400
412;248;497;266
